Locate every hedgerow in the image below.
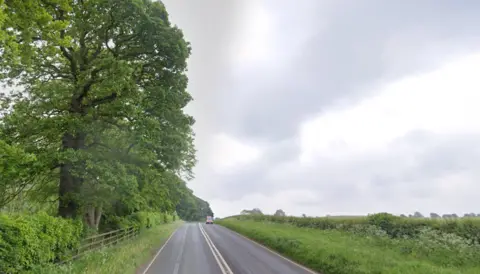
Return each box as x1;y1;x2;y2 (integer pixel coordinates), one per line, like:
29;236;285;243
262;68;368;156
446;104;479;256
0;212;83;273
100;211;175;231
0;211;176;273
229;213;480;243
217;218;480;274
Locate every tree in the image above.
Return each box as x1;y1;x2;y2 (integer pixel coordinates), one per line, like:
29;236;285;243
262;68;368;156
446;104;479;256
413;211;424;218
274;209;286;217
0;0;195;229
430;212;440;219
175;182;214;222
400;214;407;218
251;208;263;215
0;140;38;208
240;208;263;215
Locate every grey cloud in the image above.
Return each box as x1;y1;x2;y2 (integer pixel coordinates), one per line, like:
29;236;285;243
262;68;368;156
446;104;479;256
209;131;480;214
162;1;480;215
199;138;301;200
217;0;480;141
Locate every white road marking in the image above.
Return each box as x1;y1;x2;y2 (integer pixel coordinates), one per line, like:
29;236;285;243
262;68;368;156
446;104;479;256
173;225;189;274
198;223;234;274
141;226;180;274
217;225;319;274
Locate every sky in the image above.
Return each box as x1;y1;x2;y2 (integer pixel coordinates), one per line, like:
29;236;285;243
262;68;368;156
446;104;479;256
161;0;480;218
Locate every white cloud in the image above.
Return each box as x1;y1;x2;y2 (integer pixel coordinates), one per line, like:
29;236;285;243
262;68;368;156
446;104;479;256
230;1;274;67
161;0;480;218
299;52;480;163
210;189;319;218
209;133;262;174
207;52;480;217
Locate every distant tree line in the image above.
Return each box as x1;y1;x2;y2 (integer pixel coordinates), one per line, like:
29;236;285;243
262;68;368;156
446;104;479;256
238;209;480;220
176;187;214;221
399;212;480;219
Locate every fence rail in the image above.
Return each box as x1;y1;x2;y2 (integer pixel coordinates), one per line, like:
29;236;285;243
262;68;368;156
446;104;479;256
61;226;140;263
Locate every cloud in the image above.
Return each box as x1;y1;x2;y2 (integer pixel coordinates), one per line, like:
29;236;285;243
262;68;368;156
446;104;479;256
162;0;480;217
209;52;480;217
209;133;263;174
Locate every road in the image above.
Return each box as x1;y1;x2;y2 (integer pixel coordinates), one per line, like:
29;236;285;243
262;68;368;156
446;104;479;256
142;222;317;274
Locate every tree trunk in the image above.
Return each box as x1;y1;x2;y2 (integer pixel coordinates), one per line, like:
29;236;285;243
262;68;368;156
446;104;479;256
58;132;86;218
84;206;103;230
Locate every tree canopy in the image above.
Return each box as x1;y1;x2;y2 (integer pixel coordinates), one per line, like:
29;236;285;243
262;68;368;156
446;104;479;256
0;0;209;230
175;186;214;222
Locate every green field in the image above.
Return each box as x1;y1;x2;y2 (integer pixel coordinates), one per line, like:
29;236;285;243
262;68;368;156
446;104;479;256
217;215;480;274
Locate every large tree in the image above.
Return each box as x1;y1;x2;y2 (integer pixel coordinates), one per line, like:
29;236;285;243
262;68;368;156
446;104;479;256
0;0;195;229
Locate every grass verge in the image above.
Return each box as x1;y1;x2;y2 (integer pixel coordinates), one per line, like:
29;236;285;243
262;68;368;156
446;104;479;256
217;219;480;274
30;221;183;274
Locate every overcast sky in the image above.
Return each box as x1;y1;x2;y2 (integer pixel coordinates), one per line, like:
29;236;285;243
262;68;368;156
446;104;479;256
162;0;480;218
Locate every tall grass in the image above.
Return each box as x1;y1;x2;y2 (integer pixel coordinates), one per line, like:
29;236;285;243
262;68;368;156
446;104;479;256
228;213;480;243
29;221;183;274
217;215;480;274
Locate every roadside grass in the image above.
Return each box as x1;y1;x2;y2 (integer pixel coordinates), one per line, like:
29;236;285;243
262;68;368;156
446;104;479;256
217;219;480;274
29;221;183;274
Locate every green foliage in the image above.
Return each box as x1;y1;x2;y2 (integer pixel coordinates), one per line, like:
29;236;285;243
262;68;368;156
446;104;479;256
0;212;83;273
0;0;212;271
0;140;39;207
218;219;480;274
0;0;212;270
176;188;214;221
0;0;197;228
101;211;173;231
228;213;480;243
31;221;182;274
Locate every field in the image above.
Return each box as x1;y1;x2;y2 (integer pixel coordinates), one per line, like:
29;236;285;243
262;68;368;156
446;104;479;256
216;214;480;274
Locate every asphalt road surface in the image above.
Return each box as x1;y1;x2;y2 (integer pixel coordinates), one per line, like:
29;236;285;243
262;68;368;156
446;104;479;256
142;222;317;274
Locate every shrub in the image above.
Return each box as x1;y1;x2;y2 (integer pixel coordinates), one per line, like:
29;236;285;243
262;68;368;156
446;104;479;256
229;213;480;243
100;211;174;231
0;212;83;273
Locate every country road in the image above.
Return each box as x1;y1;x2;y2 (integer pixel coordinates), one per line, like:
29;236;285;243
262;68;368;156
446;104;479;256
141;222;317;274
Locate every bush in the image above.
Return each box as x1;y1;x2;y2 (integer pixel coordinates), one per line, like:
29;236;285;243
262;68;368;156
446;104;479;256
0;212;83;273
101;211;174;231
229;213;480;243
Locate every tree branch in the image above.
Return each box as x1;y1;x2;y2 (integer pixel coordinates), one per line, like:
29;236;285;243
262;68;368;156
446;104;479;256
78;67;102;103
86;141;111;150
58;10;78;82
126;143;136;154
85;92;117;108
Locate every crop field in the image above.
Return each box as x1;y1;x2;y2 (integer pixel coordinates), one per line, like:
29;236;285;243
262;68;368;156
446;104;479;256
216;213;480;274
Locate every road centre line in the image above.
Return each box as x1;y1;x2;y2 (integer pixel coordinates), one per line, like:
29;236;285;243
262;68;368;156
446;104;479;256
198;223;234;274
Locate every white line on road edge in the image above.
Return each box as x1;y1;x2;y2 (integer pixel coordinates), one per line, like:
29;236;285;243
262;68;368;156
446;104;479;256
198;223;234;274
216;225;319;274
141;227;180;274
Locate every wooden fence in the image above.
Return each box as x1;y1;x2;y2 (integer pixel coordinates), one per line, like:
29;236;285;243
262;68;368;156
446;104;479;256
60;226;140;264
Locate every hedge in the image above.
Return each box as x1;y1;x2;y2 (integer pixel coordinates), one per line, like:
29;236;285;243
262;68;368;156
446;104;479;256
100;211;176;231
229;213;480;243
0;210;176;273
0;212;83;273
